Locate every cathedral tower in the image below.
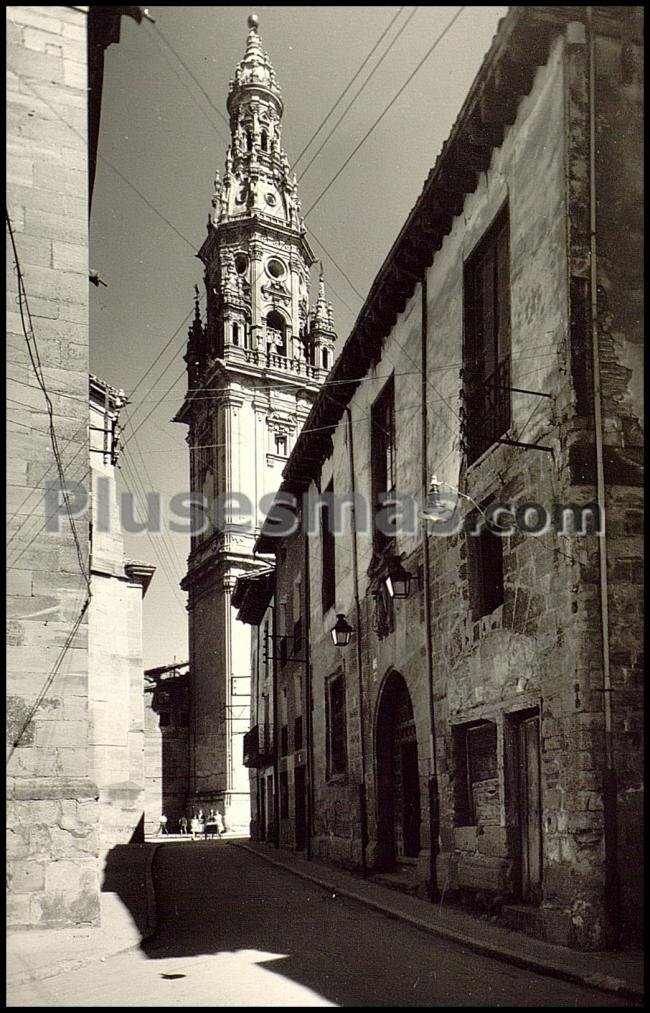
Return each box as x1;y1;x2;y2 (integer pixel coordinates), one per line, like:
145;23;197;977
175;14;336;831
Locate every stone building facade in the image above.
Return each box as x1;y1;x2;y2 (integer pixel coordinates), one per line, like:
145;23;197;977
239;6;643;950
175;15;336;833
144;661;190;836
7;5;152;929
7;2;98;930
89;376;155;852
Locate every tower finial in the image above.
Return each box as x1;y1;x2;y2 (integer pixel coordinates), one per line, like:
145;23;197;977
247;13;259;32
192;285;201;326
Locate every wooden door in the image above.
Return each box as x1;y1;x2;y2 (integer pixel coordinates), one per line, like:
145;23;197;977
294;766;307;851
518;714;542;902
400;740;421;859
259;778;266;840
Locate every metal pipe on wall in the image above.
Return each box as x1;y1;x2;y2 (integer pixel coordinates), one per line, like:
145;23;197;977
345;406;368;877
303;508;315;861
421;273;440;900
585;9;619;942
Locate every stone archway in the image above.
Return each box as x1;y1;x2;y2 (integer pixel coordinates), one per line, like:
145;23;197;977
375;671;421;870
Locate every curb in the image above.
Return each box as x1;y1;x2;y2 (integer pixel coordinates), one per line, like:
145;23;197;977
232;841;643;1003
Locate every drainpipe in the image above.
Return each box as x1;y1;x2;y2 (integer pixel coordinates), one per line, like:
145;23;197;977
345;406;368;877
303;511;315;860
271;594;280;848
421;273;440;900
586;10;618;941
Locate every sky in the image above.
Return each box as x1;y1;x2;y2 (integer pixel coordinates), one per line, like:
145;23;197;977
90;4;507;669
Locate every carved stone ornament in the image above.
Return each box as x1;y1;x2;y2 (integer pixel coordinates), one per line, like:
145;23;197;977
261;280;290;305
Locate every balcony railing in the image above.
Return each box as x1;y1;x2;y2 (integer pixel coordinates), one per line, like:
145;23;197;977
243;724;274;768
460;356;511;464
225;342;322;380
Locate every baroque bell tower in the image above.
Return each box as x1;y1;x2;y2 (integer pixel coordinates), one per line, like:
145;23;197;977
175;14;336;831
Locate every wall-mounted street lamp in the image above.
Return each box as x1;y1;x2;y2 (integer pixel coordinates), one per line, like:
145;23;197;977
384;556;413;600
330;613;354;647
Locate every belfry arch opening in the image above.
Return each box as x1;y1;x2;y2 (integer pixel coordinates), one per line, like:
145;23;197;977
375;670;421;870
266;309;287;357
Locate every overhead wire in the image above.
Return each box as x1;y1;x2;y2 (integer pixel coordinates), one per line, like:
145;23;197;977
293;6;406;168
304;6;466;220
6;211;90;591
297;6;420;183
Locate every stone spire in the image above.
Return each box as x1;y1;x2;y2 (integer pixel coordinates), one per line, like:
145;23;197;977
185;285;204;386
227;13;281;106
313;266;336;336
212;13;303;232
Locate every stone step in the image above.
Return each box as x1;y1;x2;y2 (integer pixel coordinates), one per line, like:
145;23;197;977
371;868;420;896
500;903;546;938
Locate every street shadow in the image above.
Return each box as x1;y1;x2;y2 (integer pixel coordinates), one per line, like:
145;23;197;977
101;840;158;940
111;841;633;1009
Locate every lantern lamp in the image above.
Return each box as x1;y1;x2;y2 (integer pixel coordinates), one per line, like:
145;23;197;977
330;613;354;647
384;556;413;600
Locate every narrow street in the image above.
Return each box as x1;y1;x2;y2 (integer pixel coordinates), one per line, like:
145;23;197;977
8;843;637;1007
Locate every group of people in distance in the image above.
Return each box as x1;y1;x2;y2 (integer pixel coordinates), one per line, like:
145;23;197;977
158;808;227;839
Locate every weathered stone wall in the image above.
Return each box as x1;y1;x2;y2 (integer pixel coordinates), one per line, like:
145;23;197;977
144;675;189;836
88;394;150;853
271;21;642;950
6;4;98;929
248;606;274;840
273;532;308;850
592;27;644;947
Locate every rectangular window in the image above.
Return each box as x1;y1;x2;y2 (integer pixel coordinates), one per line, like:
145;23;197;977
262;695;270;753
292;616;302;656
453;721;498;827
462;205;512;463
158;711;170;728
321;480;336;613
294;714;303;751
326;672;347;779
279;770;289;818
371;376;396;550
467;510;504;620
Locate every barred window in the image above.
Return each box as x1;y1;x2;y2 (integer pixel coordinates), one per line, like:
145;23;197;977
371;376;396;550
326;672;347;779
462;205;512;463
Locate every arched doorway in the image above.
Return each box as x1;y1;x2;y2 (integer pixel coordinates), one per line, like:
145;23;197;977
375;671;421;869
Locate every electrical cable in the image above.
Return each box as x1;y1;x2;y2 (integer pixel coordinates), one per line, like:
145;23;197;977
298;7;419;183
304;7;466;220
6;212;90;590
293;7;405;168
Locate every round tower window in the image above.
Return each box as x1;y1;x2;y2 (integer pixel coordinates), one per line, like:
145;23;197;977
267;258;285;279
234;253;248;275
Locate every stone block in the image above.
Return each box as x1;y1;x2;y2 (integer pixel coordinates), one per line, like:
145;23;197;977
7;43;64;84
454;826;478;852
18;263;86;306
51;240;86;274
7;892;34;927
8;859;46;894
63;58;86;90
456;853;509;892
23;26;68;53
477;825;508;857
24;209;86;245
7;8;64;33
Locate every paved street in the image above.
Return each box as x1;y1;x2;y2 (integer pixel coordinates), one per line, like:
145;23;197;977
8;843;637;1007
